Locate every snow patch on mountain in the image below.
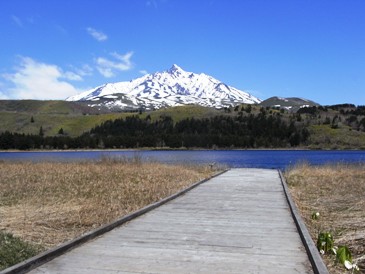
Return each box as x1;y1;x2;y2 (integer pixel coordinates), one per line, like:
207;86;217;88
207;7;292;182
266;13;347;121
66;64;261;110
259;96;319;112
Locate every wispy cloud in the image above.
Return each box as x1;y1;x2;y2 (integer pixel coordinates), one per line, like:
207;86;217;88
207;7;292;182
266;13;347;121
139;70;148;75
87;27;108;42
11;15;23;27
96;51;134;78
2;57;83;100
55;24;68;35
246;89;264;100
0;91;9;99
63;71;83;81
74;64;93;77
146;0;169;9
146;0;158;8
0;82;9;99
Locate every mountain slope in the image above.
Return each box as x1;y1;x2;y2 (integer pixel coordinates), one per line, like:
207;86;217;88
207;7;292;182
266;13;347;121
0;100;100;115
66;64;261;110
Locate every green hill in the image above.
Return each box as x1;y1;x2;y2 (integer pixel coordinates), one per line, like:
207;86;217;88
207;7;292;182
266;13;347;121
1;100;365;149
0;101;221;137
0;100;128;136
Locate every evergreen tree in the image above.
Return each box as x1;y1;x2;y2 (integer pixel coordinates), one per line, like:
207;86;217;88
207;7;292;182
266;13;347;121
39;126;44;137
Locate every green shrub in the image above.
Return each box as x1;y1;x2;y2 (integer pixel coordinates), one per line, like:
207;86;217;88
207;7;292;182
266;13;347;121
0;231;42;270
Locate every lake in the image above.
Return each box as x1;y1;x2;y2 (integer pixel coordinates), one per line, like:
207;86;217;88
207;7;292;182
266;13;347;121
1;150;365;170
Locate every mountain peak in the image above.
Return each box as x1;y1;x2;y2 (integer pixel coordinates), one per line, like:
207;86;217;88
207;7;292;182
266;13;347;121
168;64;184;74
66;65;262;110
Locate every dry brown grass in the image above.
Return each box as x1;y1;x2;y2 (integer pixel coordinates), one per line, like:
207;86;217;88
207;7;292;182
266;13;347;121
0;158;216;250
285;163;365;273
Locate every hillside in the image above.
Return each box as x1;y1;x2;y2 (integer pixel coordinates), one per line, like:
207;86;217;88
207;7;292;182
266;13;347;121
298;104;365;149
259;96;319;112
0;100;125;137
0;100;99;115
1;102;365;149
0;102;221;137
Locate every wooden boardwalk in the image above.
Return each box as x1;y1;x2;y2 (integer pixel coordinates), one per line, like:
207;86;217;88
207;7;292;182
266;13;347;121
29;169;314;273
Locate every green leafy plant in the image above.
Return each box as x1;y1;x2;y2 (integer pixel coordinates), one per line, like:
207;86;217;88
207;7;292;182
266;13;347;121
335;246;359;272
316;232;334;254
311;211;320;220
316;234;360;272
336;246;352;264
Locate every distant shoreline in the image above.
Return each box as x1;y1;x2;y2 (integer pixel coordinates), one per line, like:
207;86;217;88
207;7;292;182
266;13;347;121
2;149;365;171
3;147;365;153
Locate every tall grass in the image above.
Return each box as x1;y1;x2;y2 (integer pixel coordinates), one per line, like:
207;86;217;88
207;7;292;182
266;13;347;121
0;159;215;251
285;163;365;273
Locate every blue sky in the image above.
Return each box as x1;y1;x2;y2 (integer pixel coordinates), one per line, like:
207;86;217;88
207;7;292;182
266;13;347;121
0;0;364;105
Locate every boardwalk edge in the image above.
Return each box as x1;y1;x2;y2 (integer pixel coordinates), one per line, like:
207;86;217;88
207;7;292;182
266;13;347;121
278;170;329;274
1;169;228;274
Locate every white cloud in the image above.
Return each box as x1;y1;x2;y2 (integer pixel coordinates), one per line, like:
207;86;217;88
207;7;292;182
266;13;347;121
87;27;108;42
2;57;82;100
96;51;134;78
96;64;114;78
139;70;148;75
63;71;83;81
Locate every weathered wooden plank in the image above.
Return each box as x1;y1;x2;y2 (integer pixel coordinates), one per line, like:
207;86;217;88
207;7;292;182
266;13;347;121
80;238;308;256
102;222;299;233
31;248;310;274
28;169;314;274
118;217;299;230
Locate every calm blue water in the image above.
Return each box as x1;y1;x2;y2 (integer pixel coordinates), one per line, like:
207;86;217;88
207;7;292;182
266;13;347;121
1;150;365;170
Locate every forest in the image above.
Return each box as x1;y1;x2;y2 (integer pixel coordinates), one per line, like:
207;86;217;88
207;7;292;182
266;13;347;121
2;104;365;150
0;112;308;150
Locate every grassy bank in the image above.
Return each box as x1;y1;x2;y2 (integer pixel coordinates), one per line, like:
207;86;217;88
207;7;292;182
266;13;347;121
285;163;365;273
0;158;217;270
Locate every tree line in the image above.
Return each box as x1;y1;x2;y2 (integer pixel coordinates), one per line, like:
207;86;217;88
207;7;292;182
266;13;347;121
0;113;309;150
297;105;365;131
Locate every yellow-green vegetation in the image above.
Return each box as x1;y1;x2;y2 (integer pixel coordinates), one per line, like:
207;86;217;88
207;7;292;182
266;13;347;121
2;100;365;149
0;100;133;136
145;105;222;122
44;113;131;136
285;163;365;273
0;103;266;138
309;124;365;150
0;111;131;137
0;103;222;137
0;159;217;269
0;100;66;113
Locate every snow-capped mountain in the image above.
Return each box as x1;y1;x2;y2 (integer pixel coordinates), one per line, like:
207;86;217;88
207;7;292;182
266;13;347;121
66;64;261;110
